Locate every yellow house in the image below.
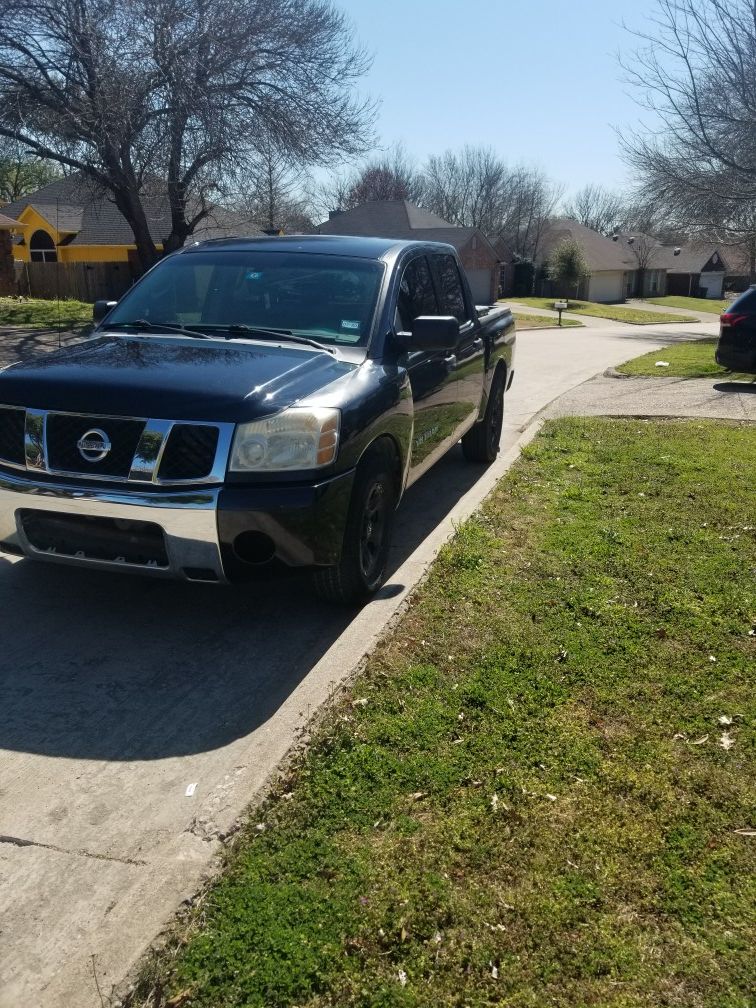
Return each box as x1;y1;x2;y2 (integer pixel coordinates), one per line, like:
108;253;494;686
4;172;256;267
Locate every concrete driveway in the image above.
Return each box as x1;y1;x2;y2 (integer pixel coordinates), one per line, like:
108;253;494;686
0;318;722;1007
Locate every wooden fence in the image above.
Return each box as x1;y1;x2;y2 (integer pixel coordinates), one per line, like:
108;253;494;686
17;260;137;302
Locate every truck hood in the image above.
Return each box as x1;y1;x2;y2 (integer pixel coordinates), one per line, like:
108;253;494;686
0;334;357;421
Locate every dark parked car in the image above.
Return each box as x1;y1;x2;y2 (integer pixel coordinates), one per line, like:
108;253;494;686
716;287;756;373
0;235;515;603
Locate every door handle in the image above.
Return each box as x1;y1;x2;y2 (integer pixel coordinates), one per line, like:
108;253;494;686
472;337;484;348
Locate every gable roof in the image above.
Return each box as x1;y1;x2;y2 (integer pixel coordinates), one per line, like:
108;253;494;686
539;218;637;272
317;200;451;235
0;212;25;230
315;200;498;261
653;243;729;273
3;172;261;247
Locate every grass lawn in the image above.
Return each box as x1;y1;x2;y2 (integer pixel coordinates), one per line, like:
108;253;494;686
508;297;697;325
644;296;729;315
513;311;583;330
133;418;756;1008
617;337;754;380
0;296;93;329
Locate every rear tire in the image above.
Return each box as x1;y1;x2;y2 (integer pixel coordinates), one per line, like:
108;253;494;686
312;449;396;605
462;366;506;464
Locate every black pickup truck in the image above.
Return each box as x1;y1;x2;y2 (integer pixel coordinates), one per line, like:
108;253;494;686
0;236;515;603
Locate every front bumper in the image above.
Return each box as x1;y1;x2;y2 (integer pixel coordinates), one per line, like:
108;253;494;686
0;468;355;583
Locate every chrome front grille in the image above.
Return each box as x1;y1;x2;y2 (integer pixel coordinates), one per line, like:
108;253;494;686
0;407;233;486
47;413;146;478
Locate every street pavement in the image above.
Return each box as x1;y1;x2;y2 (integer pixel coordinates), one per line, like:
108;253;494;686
0;315;741;1007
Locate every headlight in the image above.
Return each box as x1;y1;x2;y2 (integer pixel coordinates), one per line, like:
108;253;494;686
229;407;340;472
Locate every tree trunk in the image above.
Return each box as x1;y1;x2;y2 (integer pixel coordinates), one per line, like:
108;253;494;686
112;188;160;273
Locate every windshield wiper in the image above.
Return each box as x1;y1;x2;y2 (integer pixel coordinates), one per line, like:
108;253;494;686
220;324;336;354
106;320;216;340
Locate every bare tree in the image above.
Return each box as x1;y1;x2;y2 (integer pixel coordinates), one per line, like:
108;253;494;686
308;143;423;221
345;145;423;207
496;164;563;260
0;0;374;269
563;184;629;235
422;146;509;233
621;233;659;296
421;147;562;258
233;137;312;233
622;0;756;277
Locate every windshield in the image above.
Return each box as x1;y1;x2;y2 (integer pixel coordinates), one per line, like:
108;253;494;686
105;250;384;347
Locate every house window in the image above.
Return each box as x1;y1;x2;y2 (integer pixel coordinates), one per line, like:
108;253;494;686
29;230;57;263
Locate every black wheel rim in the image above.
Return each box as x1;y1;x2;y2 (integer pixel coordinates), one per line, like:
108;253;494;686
359;480;387;583
488;384;504;454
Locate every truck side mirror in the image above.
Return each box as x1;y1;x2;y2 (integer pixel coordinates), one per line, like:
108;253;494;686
93;299;118;323
408;316;459;352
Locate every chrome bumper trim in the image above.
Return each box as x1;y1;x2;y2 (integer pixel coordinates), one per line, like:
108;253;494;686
0;470;225;582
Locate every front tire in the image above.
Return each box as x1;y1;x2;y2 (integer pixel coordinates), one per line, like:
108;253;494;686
312;451;396;605
462;366;506;464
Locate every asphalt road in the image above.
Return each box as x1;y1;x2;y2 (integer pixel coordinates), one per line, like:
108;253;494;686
0;318;725;1007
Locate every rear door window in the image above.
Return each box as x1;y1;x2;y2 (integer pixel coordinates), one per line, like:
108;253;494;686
433;254;469;323
396;256;439;331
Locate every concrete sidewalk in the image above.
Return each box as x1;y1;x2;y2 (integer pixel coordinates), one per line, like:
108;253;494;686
540;373;756;423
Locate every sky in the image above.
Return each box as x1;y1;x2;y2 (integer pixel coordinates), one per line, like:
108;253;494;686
344;0;661;198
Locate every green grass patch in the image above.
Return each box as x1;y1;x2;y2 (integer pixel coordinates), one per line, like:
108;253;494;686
644;296;729;315
133;418;756;1008
509;297;697;325
0;296;93;329
513;311;583;329
617;337;754;380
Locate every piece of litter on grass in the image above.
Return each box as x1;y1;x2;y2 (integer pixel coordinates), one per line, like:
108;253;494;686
719;732;735;751
718;715;733;726
255;822;266;832
689;735;709;746
709;655;717;662
184;782;197;798
545;793;558;801
733;828;756;836
490;963;499;980
351;697;368;707
655;360;670;367
397;970;408;987
490;794;499;812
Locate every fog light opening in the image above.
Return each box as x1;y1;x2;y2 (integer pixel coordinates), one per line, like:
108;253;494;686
233;530;276;565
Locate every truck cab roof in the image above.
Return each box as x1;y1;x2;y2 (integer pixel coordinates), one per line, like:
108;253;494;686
185;233;456;260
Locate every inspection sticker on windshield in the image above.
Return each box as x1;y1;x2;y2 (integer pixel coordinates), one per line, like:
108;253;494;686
340;319;361;332
245;270;263;280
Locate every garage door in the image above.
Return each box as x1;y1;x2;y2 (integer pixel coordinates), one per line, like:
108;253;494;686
699;272;724;299
588;271;624;303
465;268;494;305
